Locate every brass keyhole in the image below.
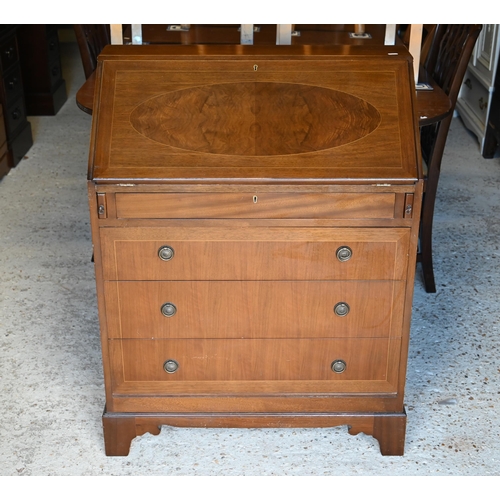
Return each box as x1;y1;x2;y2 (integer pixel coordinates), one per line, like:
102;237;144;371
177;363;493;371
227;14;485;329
253;195;258;203
253;64;258;71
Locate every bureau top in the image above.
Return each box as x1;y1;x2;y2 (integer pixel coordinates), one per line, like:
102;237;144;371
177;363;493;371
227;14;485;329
88;45;421;185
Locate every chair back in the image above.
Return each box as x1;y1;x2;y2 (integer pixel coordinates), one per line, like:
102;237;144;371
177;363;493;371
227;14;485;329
424;25;482;104
417;24;482;293
74;25;111;79
421;25;482;163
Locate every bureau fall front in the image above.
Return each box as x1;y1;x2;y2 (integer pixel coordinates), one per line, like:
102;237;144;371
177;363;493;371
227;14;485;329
87;44;423;456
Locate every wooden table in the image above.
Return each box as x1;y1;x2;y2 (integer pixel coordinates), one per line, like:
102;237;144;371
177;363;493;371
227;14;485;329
121;24;389;46
77;60;452;128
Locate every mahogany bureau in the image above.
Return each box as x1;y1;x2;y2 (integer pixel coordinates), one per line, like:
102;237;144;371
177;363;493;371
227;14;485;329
87;45;423;456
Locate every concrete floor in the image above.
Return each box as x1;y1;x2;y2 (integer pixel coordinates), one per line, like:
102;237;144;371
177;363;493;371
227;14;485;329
1;41;500;476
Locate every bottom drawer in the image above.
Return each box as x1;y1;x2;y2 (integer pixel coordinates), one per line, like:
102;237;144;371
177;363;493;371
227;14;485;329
109;337;401;395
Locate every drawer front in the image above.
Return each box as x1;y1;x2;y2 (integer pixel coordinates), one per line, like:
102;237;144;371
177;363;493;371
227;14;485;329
110;338;399;390
460;69;489;126
105;280;406;339
47;32;61;62
0;35;19;72
100;227;410;281
2;66;23;103
49;60;62;89
114;192;397;219
5;96;27;136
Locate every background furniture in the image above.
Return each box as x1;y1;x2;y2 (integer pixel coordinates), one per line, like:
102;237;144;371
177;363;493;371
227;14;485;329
483;45;500;157
456;24;499;158
88;44;422;456
418;24;482;293
0;104;8;178
76;24;445;121
74;24;110;80
16;24;67;116
0;25;33;168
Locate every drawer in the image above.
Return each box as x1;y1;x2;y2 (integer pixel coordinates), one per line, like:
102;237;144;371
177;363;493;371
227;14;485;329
100;227;411;281
114;192;397;220
49;60;62;89
5;96;27;137
109;338;401;395
47;32;61;62
0;35;19;72
460;69;489;126
2;66;23;103
105;280;406;339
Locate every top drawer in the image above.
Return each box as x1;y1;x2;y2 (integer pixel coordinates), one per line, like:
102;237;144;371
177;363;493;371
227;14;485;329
114;192;397;220
100;226;411;281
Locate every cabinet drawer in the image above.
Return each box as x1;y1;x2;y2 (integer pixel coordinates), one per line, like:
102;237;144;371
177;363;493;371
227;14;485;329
105;280;405;339
0;35;19;72
100;227;410;281
114;192;397;219
5;96;27;136
2;66;23;103
109;338;399;390
460;69;489;126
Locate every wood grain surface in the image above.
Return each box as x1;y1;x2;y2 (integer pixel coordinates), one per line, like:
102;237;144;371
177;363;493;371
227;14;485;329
89;45;419;184
114;192;396;219
104;280;405;339
87;45;422;456
100;226;410;281
111;338;396;383
129;82;381;156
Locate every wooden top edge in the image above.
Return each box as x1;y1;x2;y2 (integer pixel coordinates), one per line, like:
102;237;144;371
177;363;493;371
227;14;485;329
89;176;420;186
97;44;412;61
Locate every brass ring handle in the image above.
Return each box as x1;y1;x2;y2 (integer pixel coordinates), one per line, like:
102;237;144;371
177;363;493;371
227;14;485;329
336;246;352;262
334;302;350;317
464;78;472;89
331;359;347;373
479;97;488;110
158;245;174;261
161;302;177;317
163;359;179;373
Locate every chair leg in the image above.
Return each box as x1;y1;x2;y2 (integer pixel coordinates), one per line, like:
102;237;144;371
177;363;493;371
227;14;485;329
419;205;437;293
419;163;440;293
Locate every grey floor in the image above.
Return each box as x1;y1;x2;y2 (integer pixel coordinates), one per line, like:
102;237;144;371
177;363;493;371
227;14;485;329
1;41;500;476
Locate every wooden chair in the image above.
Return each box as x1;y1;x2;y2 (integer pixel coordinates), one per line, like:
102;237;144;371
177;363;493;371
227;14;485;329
418;24;482;293
74;25;110;79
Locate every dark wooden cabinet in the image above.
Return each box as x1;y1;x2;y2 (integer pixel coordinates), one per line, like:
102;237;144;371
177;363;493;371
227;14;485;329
483;47;500;157
87;45;423;457
0;104;8;178
16;24;67;116
0;25;32;168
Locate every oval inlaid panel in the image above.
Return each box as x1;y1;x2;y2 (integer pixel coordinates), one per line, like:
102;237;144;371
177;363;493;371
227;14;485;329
130;82;381;156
